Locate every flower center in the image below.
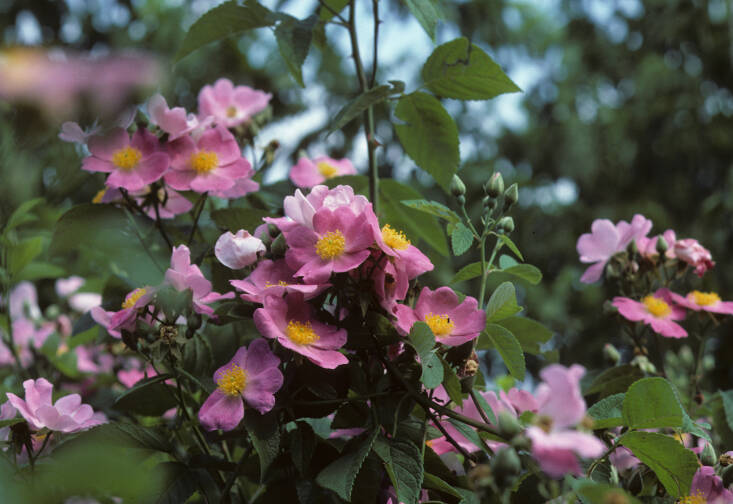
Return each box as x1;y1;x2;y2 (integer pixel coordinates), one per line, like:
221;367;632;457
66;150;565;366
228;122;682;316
190;150;219;174
535;415;554;434
424;313;454;337
226;106;238;118
690;290;720;306
316;230;346;260
381;224;410;250
677;491;706;504
112;146;142;171
286;320;320;346
317;161;339;179
217;364;247;396
122;287;148;310
265;281;289;288
641;295;671;318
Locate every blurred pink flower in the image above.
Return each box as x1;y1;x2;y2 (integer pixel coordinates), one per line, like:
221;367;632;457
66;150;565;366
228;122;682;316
289;156;356;188
612;288;687;338
687;466;733;504
668;290;733;316
215;230;265;269
90;286;155;338
231;259;328;304
673;238;715;277
198;78;271;128
147;93;208;140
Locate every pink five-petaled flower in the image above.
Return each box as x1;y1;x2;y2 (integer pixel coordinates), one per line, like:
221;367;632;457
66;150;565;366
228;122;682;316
254;293;348;369
230;259;328;304
82;127;169;192
393;287;485;347
198;78;271;129
526;364;605;478
90;286;155;338
215;230;266;269
6;378;106;433
674;238;715;277
165;125;251;193
576;214;653;283
612;288;687;338
165;245;234;317
284;206;374;284
668;290;733;316
289;156;356;188
147;93;208;140
198;338;283;431
682;466;733;504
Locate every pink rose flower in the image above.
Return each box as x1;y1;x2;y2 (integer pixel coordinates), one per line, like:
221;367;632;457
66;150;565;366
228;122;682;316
526;365;605;478
9;281;41;320
612;288;687;338
284;206;375;284
215;230;266;269
164;245;235;317
289;156;356;188
165;125;251;193
197;78;271;128
56;276;85;297
673;238;715;277
230;259;328;304
6;378;106;433
609;446;640;473
147;93;209;140
90;286;155;338
209;176;259;199
576;214;652;283
685;466;733;504
82;128;169;192
75;345;115;374
667;290;733;316
253;293;348;369
198;338;283;431
393;287;485;347
635;229;676;258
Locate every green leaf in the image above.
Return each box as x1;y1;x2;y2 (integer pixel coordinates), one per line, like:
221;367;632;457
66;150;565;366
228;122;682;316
450;262;481;283
618;431;698;497
422;37;521;100
175;0;275;62
329;82;404;132
319;0;349;21
584;365;645;398
500;264;542;285
275;14;317;87
440;357;463;407
422;473;463;500
400;199;461;224
485;282;521;322
622;377;684;429
446;418;488;454
152;462;198;504
494;233;524;261
210;207;271;232
482;324;525;380
8;236;44;276
13;261;65;281
451;222;473;256
98;422;173;453
113;375;178;417
407;322;443;389
496;316;552;355
4;197;43;233
394;92;459;192
587;393;625;429
720;389;733;432
571;478;641;504
380;179;449;256
470;389;497;425
401;0;442;40
316;429;378;500
245;412;281;481
373;435;424;504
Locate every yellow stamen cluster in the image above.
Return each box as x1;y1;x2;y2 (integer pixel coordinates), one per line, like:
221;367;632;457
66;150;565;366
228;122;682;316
424;313;455;337
317;161;339;179
112;146;142;171
122;287;148;310
690;290;720;307
226;106;238;118
677;490;706;504
381;224;411;250
265;281;289;288
217;364;248;396
190;150;219;174
286;320;320;346
642;295;671;318
315;230;346;260
92;188;107;204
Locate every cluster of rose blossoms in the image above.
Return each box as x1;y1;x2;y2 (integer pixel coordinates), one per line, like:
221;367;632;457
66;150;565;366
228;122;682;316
577;213;732;338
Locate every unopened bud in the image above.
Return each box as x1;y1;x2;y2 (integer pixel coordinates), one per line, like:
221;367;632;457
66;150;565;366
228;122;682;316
457;195;466;206
701;442;716;466
603;343;621;365
450;174;466;197
631;355;656;374
503;183;519;208
497;411;522;439
497;216;515;234
485;172;504;198
482;196;491;208
270;233;287;256
491;447;521;486
656;235;669;255
626;239;638;256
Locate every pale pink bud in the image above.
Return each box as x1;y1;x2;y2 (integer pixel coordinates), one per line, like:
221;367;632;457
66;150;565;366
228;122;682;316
215;230;265;269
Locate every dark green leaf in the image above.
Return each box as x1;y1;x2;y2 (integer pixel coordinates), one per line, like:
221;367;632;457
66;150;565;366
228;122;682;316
401;0;442;40
245;412;281;480
618;431;698;498
394;92;459;192
400;199;461;224
210;207;271;232
422;37;521;100
373;435;424;504
450;262;482;284
446;418;488;454
329;82;403;132
275;14;317;87
422;473;463;500
482;324;525;380
500;264;542;285
571;478;641;504
151;462;199;504
485;281;521;322
316;429;378;500
0;418;24;429
451;222;473;256
496;316;552;355
622;377;684;429
471;388;497;425
494;233;524;261
587;393;625;429
584;365;645;398
440;357;464;407
319;0;349;21
175;0;275;62
720;389;733;432
407;322;443;389
114;375;178;416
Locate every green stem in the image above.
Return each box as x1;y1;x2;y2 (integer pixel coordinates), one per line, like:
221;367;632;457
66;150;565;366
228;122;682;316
690;332;710;412
188;192;208;246
478;239;502;310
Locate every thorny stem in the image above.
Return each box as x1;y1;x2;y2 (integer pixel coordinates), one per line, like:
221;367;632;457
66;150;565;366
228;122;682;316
347;0;379;214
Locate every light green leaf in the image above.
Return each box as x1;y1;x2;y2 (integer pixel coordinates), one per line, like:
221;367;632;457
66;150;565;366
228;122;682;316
618;431;698;497
5;197;43;233
482;324;525;380
440;357;463;407
450;262;481;284
500;264;542;285
275;14;317;87
587;393;625;429
451;222;473;256
485;282;521;322
407;322;443;389
400;199;461;224
401;0;442;40
494;233;524;261
8;236;44;276
394;92;459;192
329;82;404;132
422;37;521;100
316;429;378;500
496;316;552;355
622;377;684;429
